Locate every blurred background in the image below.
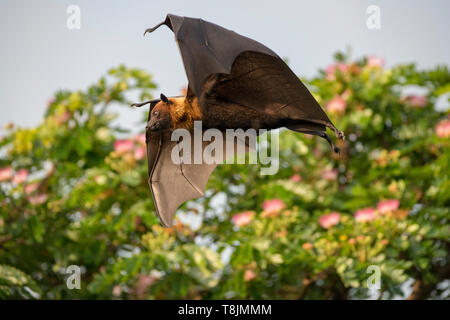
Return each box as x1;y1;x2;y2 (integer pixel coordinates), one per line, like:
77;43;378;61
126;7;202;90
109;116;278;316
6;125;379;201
0;0;449;299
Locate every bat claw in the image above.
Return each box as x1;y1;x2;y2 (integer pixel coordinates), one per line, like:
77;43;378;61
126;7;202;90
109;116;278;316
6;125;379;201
131;101;152;108
291;128;341;154
143;20;168;36
315;131;341;154
330;129;344;153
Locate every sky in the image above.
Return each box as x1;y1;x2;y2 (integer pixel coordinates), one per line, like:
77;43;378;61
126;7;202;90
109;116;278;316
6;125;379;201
1;0;449;132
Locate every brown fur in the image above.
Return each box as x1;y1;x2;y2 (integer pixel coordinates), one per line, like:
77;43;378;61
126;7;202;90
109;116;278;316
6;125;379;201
200;99;275;131
169;96;202;129
149;93;280;133
149;97;202;131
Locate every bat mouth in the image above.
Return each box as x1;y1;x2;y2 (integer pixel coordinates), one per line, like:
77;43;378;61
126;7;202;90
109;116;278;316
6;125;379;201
148;118;174;132
148;123;162;131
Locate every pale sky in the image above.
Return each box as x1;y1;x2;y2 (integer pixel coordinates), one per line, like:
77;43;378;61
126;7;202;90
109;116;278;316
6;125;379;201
1;0;449;132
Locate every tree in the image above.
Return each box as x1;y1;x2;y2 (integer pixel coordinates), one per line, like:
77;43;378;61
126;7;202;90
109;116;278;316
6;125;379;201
0;53;449;299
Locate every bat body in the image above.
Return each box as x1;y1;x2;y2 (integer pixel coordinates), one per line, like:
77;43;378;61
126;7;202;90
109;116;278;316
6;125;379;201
133;14;344;227
149;94;284;133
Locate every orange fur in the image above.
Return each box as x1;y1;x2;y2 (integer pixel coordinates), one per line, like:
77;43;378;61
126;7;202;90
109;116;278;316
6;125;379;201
167;97;202;130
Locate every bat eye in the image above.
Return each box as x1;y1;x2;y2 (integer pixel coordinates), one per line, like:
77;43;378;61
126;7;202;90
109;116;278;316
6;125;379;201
153;110;159;116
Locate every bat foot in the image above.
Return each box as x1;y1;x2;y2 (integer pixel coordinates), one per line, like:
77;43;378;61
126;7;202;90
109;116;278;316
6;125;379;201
317;131;341;154
336;130;345;141
292;128;341;154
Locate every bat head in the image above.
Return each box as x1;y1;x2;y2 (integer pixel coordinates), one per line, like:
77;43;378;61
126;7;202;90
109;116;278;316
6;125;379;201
147;94;172;132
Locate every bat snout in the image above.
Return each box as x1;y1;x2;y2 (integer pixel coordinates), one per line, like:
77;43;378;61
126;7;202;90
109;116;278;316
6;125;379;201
148;119;170;132
147;114;170;132
148;122;160;131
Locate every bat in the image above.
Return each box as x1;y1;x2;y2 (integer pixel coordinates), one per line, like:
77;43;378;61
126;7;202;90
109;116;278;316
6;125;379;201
132;14;344;227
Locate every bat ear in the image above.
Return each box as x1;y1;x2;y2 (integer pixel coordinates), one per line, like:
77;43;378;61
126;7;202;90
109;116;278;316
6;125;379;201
160;93;170;104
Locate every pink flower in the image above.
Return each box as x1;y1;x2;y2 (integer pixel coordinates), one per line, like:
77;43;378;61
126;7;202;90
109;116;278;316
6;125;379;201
325;65;335;78
114;139;134;154
354;207;376;222
405;95;427;108
12;169;28;184
93;175;107;185
46;97;55;107
25;182;39;195
321;169;338;181
341;89;352;100
377;199;399;214
326;96;346;114
367;55;385;68
326;62;347;74
244;270;256;282
326;63;348;80
134;133;146;145
261;199;285;217
134;146;146;160
28;194;48;205
231;211;255;227
112;285;122;297
134;274;157;299
318;212;341;229
290;174;301;182
0;166;13;182
56;111;71;124
436;119;450;138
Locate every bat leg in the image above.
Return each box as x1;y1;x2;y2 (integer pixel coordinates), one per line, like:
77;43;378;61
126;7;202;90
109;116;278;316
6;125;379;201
291;129;340;154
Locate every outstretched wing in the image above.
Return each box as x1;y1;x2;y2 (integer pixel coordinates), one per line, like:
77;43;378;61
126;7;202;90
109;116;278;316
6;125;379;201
146;123;254;227
144;14;276;98
144;14;342;138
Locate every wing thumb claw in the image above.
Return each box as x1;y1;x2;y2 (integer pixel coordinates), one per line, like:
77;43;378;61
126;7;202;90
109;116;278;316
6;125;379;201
143;20;167;36
131;101;152;108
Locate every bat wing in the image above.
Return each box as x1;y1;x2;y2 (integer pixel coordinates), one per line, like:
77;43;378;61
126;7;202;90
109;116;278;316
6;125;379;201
146;118;254;227
144;14;276;99
145;14;343;139
206;51;340;134
146;132;217;227
135;98;204;227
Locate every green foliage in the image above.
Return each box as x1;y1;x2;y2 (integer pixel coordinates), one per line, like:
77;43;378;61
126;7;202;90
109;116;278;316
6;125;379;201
0;265;41;299
0;55;449;300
